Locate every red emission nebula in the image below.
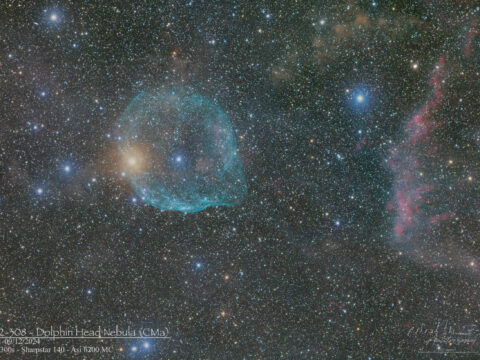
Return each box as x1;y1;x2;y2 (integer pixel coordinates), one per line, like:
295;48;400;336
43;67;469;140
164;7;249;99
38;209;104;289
385;33;480;274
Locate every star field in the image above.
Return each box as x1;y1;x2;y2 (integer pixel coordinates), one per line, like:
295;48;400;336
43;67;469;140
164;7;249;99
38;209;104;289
1;1;480;359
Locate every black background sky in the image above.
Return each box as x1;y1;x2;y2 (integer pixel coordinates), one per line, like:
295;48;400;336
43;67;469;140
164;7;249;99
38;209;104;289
1;1;480;358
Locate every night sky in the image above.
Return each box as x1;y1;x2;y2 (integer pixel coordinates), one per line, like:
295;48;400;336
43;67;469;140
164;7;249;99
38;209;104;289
1;1;480;359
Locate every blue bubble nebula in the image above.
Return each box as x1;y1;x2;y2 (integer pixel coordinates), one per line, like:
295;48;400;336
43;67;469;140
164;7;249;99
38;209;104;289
118;87;247;213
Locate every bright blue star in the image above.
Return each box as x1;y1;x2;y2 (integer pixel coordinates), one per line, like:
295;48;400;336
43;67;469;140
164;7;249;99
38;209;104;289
172;152;187;170
349;87;372;111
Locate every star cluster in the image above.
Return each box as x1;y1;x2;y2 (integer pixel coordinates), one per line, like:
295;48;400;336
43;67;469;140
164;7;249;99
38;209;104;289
1;0;480;358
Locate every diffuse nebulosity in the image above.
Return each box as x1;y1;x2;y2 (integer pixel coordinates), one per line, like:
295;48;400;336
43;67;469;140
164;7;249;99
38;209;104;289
117;87;247;213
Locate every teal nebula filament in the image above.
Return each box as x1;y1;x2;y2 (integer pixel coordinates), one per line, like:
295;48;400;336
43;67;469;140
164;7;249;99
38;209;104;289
118;87;247;213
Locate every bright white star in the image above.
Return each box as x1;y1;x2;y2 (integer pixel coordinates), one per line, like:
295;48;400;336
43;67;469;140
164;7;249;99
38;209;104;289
48;11;61;23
